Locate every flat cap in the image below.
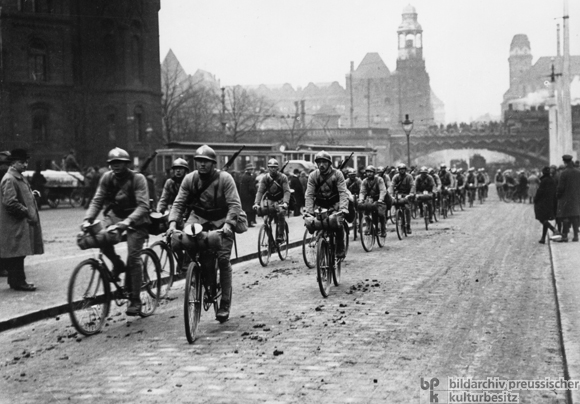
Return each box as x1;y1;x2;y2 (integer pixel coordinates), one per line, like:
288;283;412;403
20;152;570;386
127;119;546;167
563;154;573;161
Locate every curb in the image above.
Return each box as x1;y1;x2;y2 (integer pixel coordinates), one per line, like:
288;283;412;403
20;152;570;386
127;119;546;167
0;238;307;334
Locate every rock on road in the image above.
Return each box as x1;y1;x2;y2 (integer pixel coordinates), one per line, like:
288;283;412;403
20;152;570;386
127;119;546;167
0;192;568;403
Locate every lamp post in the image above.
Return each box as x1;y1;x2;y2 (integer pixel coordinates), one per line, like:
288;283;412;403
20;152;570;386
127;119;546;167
401;114;414;167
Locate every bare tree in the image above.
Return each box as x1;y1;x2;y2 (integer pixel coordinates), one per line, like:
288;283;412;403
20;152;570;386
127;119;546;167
222;86;275;143
161;59;197;143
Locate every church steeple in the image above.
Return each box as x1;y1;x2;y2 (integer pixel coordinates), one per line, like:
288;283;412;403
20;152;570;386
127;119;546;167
397;4;423;61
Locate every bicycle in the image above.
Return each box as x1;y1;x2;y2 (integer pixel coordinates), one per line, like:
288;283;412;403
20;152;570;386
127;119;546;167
440;188;453;219
454;187;464;211
358;199;386;252
393;193;410;240
256;203;289;267
466;183;476;207
303;217;349;269
175;223;226;344
148;234;183;298
477;185;485;204
417;192;433;230
503;185;518;203
304;208;345;297
68;223;161;336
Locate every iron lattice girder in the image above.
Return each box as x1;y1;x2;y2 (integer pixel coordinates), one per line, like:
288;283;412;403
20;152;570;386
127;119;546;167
390;133;549;165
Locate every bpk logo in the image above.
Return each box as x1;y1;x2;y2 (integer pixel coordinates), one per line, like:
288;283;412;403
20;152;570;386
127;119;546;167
420;377;440;403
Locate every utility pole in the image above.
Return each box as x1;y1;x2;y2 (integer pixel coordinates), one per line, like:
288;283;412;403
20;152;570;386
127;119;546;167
561;0;574;158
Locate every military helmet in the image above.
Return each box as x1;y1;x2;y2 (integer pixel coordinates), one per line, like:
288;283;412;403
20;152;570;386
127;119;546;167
376;166;384;173
107;147;131;163
347;167;356;175
440;164;447;169
194;145;217;163
365;165;376;173
397;163;407;170
171;158;189;171
428;167;435;174
267;158;279;168
314;151;332;164
419;166;429;174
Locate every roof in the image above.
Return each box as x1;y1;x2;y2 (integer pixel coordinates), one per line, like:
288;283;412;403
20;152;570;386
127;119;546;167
510;34;531;51
403;4;416;14
353;53;390;78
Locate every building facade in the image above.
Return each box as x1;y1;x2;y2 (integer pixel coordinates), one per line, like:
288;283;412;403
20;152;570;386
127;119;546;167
0;0;162;168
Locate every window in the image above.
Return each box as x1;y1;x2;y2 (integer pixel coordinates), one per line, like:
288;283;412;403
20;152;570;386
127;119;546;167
106;111;116;141
103;34;117;76
29;39;47;82
133;106;144;142
130;35;143;83
405;34;415;48
31;106;49;142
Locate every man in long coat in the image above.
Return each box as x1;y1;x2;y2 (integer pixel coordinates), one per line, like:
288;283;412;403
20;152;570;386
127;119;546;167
0;149;44;291
555;154;580;242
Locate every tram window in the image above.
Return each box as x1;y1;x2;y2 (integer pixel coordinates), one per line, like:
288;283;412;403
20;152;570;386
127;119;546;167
356;156;366;171
332;156;341;167
164;156;172;172
255;157;266;171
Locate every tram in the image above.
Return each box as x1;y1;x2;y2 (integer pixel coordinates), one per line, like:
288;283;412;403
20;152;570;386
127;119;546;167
283;144;377;171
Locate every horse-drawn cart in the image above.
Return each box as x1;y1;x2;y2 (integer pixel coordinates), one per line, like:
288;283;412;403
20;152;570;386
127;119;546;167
24;170;85;208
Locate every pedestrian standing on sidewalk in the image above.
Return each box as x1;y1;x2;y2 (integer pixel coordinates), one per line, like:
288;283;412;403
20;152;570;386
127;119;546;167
554;154;580;242
0;151;11;277
239;164;257;227
0;149;44;291
289;169;304;216
527;170;540;204
534;167;559;244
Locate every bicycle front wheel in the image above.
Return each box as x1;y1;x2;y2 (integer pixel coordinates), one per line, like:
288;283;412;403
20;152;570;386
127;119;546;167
276;221;289;261
360;215;374;252
343;221;350;257
70;189;84;208
395;209;404;240
149;240;174;298
316;239;331;297
139;248;161;317
333;243;342;286
184;263;202;343
258;224;271;267
424;203;429;230
302;228;316;269
441;197;447;219
68;259;111;336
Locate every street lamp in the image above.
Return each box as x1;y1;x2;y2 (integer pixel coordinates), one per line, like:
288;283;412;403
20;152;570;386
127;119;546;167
401;114;414;167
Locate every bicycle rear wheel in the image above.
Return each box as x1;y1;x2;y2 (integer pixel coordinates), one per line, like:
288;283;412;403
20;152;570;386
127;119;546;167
424;203;429;230
302;228;316;269
276;221;289;261
70;189;84;208
139;248;161;317
360;215;374;252
68;259;111;336
149;240;174;298
316;239;331;297
184;263;202;343
395;209;404;240
257;224;271;267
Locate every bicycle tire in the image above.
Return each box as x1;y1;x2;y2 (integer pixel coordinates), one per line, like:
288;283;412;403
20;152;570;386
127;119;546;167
411;201;418;219
70;189;84;208
316;238;331;297
343;221;350;257
395;209;403;240
376;215;386;248
184;263;202;343
441;197;447;219
333;243;341;286
276;221;289;261
457;193;464;211
139;248;161;317
302;228;316;269
67;258;111;336
257;224;271;267
424;203;429;230
448;196;454;215
149;240;175;298
360;215;374;252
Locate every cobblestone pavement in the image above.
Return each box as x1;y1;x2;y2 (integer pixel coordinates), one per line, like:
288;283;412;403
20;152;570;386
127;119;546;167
0;195;569;403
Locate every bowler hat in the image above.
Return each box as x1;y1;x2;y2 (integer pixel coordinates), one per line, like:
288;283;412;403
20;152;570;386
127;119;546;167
9;148;30;161
563;154;573;162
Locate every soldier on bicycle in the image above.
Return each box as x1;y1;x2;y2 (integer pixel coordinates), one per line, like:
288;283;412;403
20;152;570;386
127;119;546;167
253;158;291;244
415;166;436;223
359;165;387;238
157;158;189;214
389;163;416;234
83;147;151;316
438;164;454;206
167;145;243;322
304;151;349;258
345;168;362;240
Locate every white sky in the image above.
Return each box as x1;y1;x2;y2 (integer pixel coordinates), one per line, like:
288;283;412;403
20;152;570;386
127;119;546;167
159;0;580;124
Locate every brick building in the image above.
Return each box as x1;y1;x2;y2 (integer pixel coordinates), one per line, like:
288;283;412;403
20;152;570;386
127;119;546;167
0;0;162;168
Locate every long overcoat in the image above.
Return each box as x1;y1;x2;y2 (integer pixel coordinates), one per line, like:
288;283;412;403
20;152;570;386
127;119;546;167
0;167;44;258
534;175;557;221
238;172;256;212
556;165;580;218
